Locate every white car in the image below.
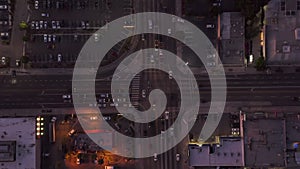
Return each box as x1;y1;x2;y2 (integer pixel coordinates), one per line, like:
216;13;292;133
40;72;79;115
62;94;71;102
1;56;5;64
165;111;169;120
150;55;154;63
68;129;75;136
170;127;174;136
90;116;98;120
0;5;8;9
153;153;158;162
142;89;146;98
41;13;49;17
94;33;99;42
35;21;39;29
43;34;47;43
51;116;57;122
159;50;163;56
168;71;173;79
34;1;39;9
207;54;216;58
167;28;171;34
109;103;119;107
44;21;47;29
39;20;43;29
207;62;216;67
57;53;62;62
48;34;52;42
16;60;20;67
62;94;71;99
177;18;184;23
206;24;215;28
176;154;180;161
103;116;111;121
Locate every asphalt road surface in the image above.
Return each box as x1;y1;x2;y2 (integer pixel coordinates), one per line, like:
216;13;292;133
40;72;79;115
0;72;299;108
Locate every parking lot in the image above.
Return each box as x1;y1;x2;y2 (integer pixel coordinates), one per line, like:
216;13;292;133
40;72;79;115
26;0;134;68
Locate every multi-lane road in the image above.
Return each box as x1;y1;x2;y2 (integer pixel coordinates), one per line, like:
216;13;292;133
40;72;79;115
1;1;300;169
0;73;299;109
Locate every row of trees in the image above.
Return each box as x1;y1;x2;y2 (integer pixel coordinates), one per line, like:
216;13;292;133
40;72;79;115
236;0;270;70
18;21;30;67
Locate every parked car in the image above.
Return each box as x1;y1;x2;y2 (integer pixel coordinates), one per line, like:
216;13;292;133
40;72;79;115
56;21;61;29
34;1;39;9
39;20;43;29
52;35;56;42
41;13;49;17
44;21;48;29
51;21;56;29
31;21;35;29
176;154;180;161
48;34;52;42
207;62;216;67
0;5;8;10
62;94;71;99
94;33;99;42
165;111;169;120
153;153;158;162
43;34;47;43
168;71;173;79
35;21;39;29
206;24;215;29
142;89;146;98
207;54;216;58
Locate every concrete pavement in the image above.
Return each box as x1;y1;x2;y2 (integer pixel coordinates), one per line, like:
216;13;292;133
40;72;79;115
0;0;29;67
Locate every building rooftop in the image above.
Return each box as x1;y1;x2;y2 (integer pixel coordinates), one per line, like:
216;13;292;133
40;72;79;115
220;12;245;66
189;137;244;166
0;118;36;169
244;117;285;167
265;0;300;64
188;113;244;167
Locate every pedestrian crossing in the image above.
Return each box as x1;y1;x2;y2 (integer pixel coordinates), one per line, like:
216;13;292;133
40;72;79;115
130;73;141;108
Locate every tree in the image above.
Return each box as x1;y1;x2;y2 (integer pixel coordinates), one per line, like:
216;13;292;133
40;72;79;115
20;55;29;64
22;35;29;41
255;56;266;71
19;21;28;30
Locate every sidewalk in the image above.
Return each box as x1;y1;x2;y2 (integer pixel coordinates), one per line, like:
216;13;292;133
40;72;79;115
0;0;29;67
1;64;299;76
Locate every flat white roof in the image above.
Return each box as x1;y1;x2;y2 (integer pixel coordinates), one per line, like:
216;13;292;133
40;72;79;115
0;118;36;169
189;137;244;166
